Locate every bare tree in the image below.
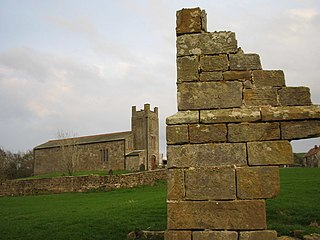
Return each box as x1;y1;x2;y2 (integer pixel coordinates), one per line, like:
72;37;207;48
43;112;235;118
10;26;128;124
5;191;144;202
57;130;81;176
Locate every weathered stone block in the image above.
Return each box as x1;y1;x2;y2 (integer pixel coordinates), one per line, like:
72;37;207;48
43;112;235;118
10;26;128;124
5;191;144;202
228;122;280;142
279;87;312;106
177;56;199;82
200;55;228;71
281;120;320;140
177;32;237;56
229;53;262;70
166;111;199;125
252;70;285;87
189;124;227;143
200;71;223;81
201;108;261;123
261;105;320;121
164;230;192;240
185;167;235;200
167;169;184;200
239;230;277;240
193;231;238;240
223;70;251;81
176;8;205;36
167;143;247;168
178;82;242;110
166;125;189;144
167;200;266;230
247;141;293;165
243;88;278;106
236;166;280;199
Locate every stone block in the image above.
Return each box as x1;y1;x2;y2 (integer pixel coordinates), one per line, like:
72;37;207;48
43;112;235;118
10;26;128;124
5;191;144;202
167;200;266;230
177;56;199;82
167;169;185;200
177;32;237;56
176;8;205;36
281;120;320;140
193;231;238;240
200;71;223;81
166;111;199;125
261;105;320;121
228;122;280;142
201;108;261;123
166;125;189;145
164;230;192;240
252;70;285;87
229;53;262;70
177;82;242;110
200;55;228;71
279;87;312;106
236;166;280;199
185;167;235;200
167;143;247;168
189;124;227;143
239;230;277;240
247;141;293;165
243;88;278;106
223;70;252;81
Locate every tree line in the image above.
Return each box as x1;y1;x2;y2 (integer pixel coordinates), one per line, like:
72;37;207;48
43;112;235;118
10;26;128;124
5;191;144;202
0;147;34;180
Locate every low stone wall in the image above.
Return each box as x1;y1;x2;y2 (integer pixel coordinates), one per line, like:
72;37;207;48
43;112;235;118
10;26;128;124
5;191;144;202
0;169;166;197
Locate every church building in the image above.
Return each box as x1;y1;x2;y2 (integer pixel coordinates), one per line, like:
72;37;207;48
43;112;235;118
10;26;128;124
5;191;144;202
33;104;159;175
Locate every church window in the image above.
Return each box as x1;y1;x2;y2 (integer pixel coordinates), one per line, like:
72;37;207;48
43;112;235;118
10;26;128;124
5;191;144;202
100;149;108;163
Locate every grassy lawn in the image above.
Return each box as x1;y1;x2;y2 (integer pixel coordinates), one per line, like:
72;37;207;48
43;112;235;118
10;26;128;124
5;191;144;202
267;168;320;236
0;168;319;239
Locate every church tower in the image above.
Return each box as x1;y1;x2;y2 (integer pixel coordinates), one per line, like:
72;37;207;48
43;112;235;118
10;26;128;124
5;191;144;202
131;104;159;170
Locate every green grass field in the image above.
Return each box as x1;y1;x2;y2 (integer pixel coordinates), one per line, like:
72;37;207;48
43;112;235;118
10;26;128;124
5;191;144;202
0;168;319;240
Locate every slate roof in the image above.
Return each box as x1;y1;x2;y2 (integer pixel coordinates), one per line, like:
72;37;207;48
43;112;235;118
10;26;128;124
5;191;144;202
34;131;132;150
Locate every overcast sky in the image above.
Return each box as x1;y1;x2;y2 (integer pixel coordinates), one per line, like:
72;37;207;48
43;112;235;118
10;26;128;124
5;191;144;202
0;0;319;154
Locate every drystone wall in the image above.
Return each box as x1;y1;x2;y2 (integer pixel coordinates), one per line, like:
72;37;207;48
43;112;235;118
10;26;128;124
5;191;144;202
165;7;320;240
0;169;166;197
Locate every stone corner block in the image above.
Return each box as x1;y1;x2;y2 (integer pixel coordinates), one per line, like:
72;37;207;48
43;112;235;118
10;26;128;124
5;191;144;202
200;108;261;123
281;120;320;140
247;141;293;166
252;70;285;88
178;82;242;110
176;8;205;36
193;231;238;240
164;230;192;240
166;111;199;125
177;56;199;82
239;230;277;240
185;166;236;200
167;200;266;230
189;124;227;143
243;88;278;106
229;53;262;70
167;169;185;200
236;166;280;199
279;87;312;106
177;31;237;56
167;143;247;168
166;125;189;145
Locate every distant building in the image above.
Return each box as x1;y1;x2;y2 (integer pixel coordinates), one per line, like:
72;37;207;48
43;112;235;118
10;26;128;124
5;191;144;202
33;104;159;175
303;145;320;167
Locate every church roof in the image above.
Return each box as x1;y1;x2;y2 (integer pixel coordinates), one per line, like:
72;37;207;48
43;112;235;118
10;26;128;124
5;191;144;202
34;131;132;150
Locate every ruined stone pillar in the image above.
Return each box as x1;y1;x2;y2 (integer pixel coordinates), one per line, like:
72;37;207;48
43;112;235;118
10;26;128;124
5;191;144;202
165;7;320;240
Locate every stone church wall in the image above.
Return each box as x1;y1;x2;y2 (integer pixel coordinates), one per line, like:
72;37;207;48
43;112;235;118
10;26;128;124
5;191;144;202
34;139;127;175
